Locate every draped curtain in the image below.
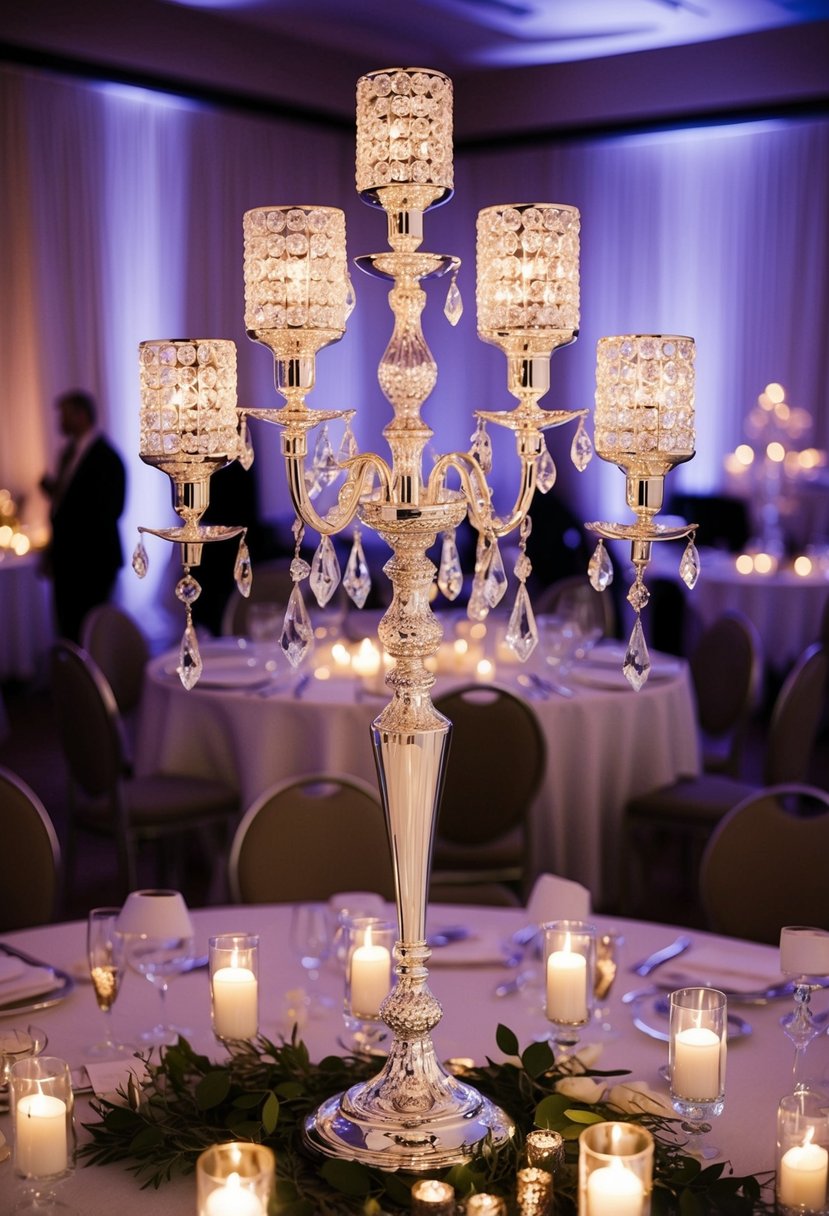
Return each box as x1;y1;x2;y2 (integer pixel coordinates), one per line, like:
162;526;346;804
2;60;828;627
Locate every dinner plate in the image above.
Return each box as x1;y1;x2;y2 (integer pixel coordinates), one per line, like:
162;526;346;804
0;944;74;1018
570;660;680;691
631;993;751;1042
163;646;280;690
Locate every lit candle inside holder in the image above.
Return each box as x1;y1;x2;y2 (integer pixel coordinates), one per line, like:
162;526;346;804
209;934;259;1042
586;1157;645;1216
543;921;595;1028
351;638;382;677
780;1133;829;1210
204;1172;264;1216
668;987;726;1159
410;1178;456;1215
516;1165;554;1216
671;1026;722;1100
350;926;392;1018
466;1195;507;1215
578;1121;653;1216
777;1086;829;1213
196;1142;275;1216
526;1128;565;1174
15;1093;68;1177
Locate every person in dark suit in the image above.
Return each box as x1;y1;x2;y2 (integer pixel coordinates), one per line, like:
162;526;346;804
41;390;126;642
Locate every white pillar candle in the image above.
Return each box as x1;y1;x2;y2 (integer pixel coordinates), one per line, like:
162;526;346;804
672;1026;721;1099
779;1137;829;1209
546;949;587;1023
587;1158;645;1216
212;966;258;1039
204;1172;265;1216
351;942;391;1017
15;1093;68;1177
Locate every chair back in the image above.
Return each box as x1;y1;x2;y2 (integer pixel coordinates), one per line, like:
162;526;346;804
765;642;828;785
81;603;149;714
690;611;761;776
0;765;61;929
229;773;394;903
532;574;615;639
700;783;829;943
49;642;125;797
433;684;546;846
221;560;295;636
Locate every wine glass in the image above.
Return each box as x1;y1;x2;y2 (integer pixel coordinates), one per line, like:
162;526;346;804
290;903;334;1013
669;987;727;1160
542;920;596;1055
118;889;195;1047
593;929;624;1037
86;908;130;1057
779;926;829;1085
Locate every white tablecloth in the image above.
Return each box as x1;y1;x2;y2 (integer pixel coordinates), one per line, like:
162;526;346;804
0;553;53;682
0;906;825;1214
135;640;699;909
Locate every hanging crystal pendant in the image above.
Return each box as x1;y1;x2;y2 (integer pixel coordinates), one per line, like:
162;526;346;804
306;424;341;500
505;583;538;662
467;568;490;622
679;537;701;589
238;415;255;471
281;584;314;668
177;608;203;690
623;615;651;691
437;530;464;601
337;420;358;464
536;445;557;494
469;418;492;474
444;273;463;326
234;536;253;597
131;536;149;579
310;534;341;607
571;416;594;472
626;573;650;612
175;571;201;606
482;538;508;609
343;529;371;608
588;540;614;591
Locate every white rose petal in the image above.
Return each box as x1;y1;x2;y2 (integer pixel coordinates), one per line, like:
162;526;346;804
555;1076;606;1104
607;1081;674;1117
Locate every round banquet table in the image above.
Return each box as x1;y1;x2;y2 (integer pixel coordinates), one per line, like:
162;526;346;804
0;552;53;682
135;637;699;910
1;905;826;1214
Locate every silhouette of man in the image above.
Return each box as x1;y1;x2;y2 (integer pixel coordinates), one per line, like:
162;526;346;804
41;390;126;642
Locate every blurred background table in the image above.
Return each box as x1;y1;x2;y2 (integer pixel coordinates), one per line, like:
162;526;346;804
0;552;53;682
136;634;699;909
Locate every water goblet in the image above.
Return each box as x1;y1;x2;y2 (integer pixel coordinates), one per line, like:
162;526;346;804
118;889;195;1047
542;920;596;1055
10;1055;76;1214
669;987;727;1160
86;907;130;1057
290;903;334;1012
593;929;624;1037
779;926;829;1085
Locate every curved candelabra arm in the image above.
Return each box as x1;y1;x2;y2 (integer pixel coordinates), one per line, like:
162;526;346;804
282;435;393;537
428;448;539;540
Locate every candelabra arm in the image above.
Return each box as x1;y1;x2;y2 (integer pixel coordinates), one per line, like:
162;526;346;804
428;449;538;539
280;431;393;536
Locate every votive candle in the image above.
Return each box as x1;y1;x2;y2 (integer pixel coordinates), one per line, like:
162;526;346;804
672;1026;721;1100
466;1195;507;1215
212;966;258;1040
546;948;588;1024
15;1093;68;1177
204;1172;264;1216
351;934;392;1017
411;1177;455;1214
586;1157;644;1216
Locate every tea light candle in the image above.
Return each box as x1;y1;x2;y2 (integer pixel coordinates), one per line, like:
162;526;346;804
779;1132;828;1209
212;965;258;1040
780;926;829;977
586;1156;645;1216
351;935;391;1017
672;1026;721;1100
204;1172;265;1216
352;639;381;676
410;1178;455;1214
546;946;588;1023
15;1093;68;1177
466;1195;507;1215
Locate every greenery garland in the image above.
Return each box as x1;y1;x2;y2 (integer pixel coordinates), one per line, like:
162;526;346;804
80;1026;774;1214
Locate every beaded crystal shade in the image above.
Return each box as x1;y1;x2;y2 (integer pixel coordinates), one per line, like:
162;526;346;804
243;206;349;357
594;334;695;478
476;204;580;355
356;67;453;209
138;339;239;473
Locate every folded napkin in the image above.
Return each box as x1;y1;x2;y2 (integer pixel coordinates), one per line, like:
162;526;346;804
427;927;514;967
658;940;782;994
526;873;591;923
0;953;63;1006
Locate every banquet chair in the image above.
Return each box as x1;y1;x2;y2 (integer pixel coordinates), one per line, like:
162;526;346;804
621;640;828;917
0;765;61;929
80;603;150;762
49;642;240;898
532;574;616;640
228;773;395;903
220;559;294;636
700;784;829;944
430;684;546;903
690;611;762;777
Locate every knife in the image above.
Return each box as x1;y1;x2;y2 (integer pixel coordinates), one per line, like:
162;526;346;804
629;934;692;977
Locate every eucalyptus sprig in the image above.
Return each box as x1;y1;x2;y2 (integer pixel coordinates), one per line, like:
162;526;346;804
79;1025;774;1214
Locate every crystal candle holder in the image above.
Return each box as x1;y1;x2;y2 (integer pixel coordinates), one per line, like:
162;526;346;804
410;1178;456;1214
209;934;259;1044
466;1196;507;1216
11;1055;75;1214
342;916;394;1054
516;1165;554;1216
525;1128;565;1175
578;1121;653;1216
777;1087;829;1214
669;987;726;1159
196;1142;275;1216
542;919;596;1050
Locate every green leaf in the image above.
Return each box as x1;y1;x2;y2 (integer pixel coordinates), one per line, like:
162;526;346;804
495;1024;520;1057
521;1039;554;1078
129;1125;165;1153
195;1070;231;1111
319;1158;372;1197
563;1107;604;1125
262;1091;279;1134
276;1081;304;1100
533;1093;573;1129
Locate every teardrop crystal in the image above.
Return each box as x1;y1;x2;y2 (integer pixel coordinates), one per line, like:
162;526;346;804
679;538;701;589
466;572;490;622
627;575;650;612
306;425;339;499
444;275;463;326
343;531;371;608
437;531;463;601
571;417;594;472
234;537;253;598
177;616;203;690
469;418;493;474
588;540;614;591
175;573;202;605
623;615;651;691
505;583;538;662
345;273;357;320
483;539;508;608
337;422;358;464
309;534;341;607
536;445;557;494
238;416;255;471
131;537;149;579
280;584;314;668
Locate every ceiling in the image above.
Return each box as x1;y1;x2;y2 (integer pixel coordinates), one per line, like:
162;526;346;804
158;0;829;68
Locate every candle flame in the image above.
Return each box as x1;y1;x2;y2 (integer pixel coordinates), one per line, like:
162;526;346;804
802;1126;816;1149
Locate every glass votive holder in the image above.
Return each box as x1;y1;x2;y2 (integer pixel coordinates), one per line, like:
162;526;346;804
411;1177;456;1215
516;1165;554;1216
542;920;596;1049
578;1121;654;1216
668;987;726;1114
327;891;387;965
343;917;395;1054
10;1055;76;1207
526;1128;566;1174
197;1142;275;1215
209;934;259;1043
466;1195;507;1215
777;1087;829;1214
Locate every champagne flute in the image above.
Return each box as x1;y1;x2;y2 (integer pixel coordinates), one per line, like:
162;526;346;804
593;929;624;1037
87;908;130;1057
669;987;727;1160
